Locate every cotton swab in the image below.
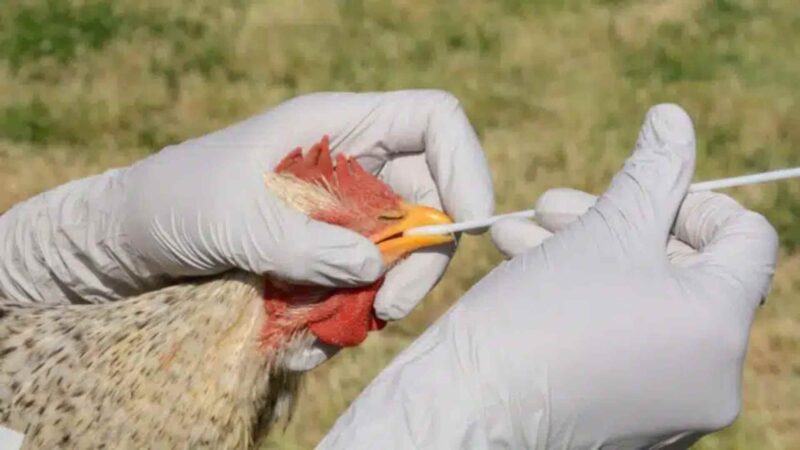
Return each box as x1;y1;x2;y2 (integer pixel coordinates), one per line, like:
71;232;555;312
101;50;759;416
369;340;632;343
404;166;800;236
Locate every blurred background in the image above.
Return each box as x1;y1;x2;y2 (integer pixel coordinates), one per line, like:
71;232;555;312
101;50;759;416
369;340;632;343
0;0;798;448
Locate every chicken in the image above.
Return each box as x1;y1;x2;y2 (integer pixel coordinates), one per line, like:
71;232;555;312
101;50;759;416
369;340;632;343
0;136;453;449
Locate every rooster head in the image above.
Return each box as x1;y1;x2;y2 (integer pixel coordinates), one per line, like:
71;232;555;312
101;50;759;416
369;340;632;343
261;136;454;349
265;135;454;265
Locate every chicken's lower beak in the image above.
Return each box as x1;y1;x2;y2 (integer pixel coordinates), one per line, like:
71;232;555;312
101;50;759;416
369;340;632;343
371;203;454;266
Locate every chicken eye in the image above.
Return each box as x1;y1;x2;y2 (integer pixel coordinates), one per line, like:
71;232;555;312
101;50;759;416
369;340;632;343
378;210;405;221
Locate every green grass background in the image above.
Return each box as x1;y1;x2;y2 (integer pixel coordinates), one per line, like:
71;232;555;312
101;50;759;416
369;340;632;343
1;0;798;448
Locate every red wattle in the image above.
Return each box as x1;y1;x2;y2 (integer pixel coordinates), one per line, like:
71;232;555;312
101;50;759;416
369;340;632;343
263;278;385;349
307;282;383;347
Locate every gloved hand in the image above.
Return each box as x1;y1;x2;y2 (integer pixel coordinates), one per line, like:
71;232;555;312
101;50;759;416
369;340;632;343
0;90;494;370
317;104;778;449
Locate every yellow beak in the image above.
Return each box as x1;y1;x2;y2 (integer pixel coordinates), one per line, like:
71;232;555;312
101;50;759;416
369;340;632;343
370;203;454;266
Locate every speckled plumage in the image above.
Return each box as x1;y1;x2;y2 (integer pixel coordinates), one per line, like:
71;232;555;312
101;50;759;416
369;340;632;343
0;271;311;449
0;137;440;449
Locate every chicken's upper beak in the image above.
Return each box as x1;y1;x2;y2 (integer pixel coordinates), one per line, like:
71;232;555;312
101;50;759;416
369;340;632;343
370;203;454;266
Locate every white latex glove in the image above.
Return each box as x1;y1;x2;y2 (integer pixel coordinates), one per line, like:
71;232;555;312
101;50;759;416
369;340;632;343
317;104;778;449
0;90;494;370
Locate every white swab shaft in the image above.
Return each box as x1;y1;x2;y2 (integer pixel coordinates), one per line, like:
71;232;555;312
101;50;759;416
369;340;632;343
686;167;800;192
405;210;537;236
405;166;800;236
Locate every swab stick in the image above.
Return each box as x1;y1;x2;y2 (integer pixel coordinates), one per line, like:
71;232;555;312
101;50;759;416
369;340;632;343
405;167;800;236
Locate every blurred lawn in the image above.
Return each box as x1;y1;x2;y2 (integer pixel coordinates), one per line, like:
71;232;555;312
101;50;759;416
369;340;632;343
1;0;798;448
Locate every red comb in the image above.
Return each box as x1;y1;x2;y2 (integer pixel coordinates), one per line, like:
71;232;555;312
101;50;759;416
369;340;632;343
275;135;400;211
274;136;336;183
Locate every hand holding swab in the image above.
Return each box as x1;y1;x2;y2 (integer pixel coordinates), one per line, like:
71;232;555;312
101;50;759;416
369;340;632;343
405;166;800;236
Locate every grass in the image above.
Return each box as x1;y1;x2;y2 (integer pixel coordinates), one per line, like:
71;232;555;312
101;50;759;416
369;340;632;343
0;0;798;448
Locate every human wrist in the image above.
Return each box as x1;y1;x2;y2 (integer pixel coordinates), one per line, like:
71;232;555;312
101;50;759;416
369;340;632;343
0;168;137;303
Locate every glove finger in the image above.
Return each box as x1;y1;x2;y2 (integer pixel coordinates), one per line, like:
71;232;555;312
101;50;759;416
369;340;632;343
590;104;696;256
378;153;442;213
534;188;598;232
333;90;495;228
374;249;452;321
374;158;455;320
284;339;341;372
673;192;779;308
490;217;553;259
410;90;495;228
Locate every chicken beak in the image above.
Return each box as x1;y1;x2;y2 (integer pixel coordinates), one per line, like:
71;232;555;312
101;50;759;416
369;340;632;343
371;203;454;266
